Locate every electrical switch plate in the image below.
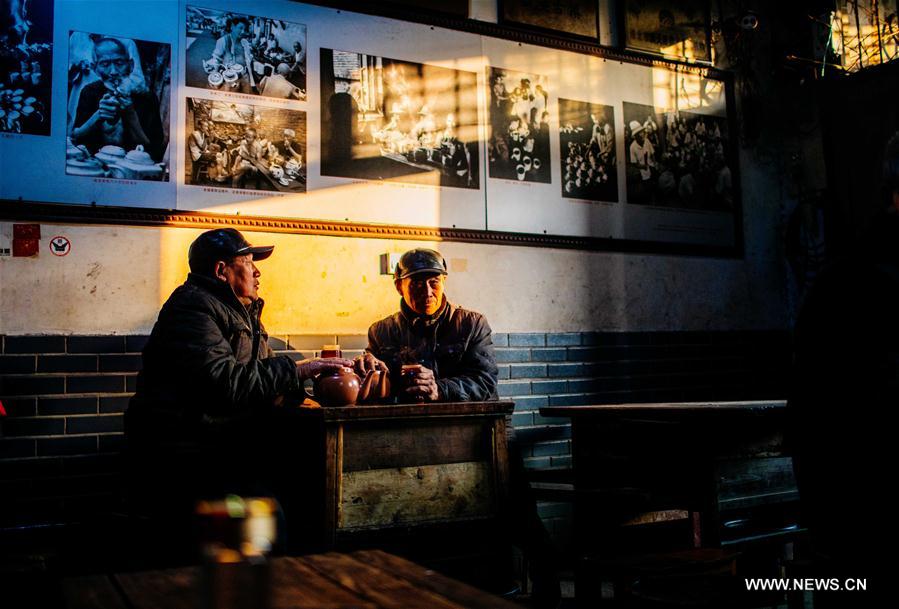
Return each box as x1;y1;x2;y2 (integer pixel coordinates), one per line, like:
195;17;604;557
379;252;402;275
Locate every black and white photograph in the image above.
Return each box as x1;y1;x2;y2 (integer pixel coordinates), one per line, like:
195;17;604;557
185;97;306;193
488;66;551;183
320;48;480;189
66;32;171;181
624;0;710;61
558;98;617;202
502;0;599;39
185;5;306;101
623;101;732;210
1;0;52;135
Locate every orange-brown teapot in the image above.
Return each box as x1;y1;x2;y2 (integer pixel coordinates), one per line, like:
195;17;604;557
308;367;390;407
357;368;391;404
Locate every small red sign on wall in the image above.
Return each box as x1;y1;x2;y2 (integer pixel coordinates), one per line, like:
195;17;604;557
12;238;39;257
13;223;40;239
12;223;41;257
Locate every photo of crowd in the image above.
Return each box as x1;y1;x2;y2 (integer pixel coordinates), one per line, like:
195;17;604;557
185;97;306;193
623;102;732;210
320;48;480;189
558;98;617;202
66;32;170;181
185;5;306;101
487;66;551;183
1;0;53;135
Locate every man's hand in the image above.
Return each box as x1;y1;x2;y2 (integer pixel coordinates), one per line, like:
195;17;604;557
296;357;355;381
403;364;440;401
353;353;388;376
97;93;120;120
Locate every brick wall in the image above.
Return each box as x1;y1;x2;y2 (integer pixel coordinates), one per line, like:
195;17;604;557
1;330;791;535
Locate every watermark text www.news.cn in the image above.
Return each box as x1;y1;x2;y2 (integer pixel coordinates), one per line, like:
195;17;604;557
745;578;867;592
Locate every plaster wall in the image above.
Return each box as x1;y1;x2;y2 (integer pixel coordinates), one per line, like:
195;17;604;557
0;208;788;336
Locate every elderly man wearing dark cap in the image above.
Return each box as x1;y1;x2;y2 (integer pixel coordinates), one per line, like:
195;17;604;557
355;248;498;402
356;249;560;608
126;228;352;547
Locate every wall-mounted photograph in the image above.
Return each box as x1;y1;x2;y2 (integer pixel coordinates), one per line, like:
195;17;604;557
185;5;306;100
624;0;710;61
488;66;550;183
66;31;170;181
185;97;306;193
1;0;53;135
501;0;599;39
623;101;731;210
558;98;617;202
320;48;480;189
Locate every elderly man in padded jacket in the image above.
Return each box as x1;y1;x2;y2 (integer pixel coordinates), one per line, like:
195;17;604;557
125;228;352;537
355;249;560;608
356;248;498;402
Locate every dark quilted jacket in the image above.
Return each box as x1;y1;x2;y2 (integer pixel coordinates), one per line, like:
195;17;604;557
127;273;300;440
367;299;499;402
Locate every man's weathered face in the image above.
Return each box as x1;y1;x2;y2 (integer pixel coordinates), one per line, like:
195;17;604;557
220;254;260;305
396;272;445;316
231;21;247;39
94;40;132;83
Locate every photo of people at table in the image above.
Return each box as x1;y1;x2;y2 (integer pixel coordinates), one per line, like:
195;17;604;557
487;66;551;183
185;97;306;193
320;48;480;189
185;5;306;101
623;101;732;210
558;98;617;202
1;0;53;135
66;31;170;181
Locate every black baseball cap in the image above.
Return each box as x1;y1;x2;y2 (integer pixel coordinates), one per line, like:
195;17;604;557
394;248;448;280
188;228;274;274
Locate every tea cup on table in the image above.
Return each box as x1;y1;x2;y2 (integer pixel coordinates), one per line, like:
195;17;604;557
320;344;341;359
401;364;425;402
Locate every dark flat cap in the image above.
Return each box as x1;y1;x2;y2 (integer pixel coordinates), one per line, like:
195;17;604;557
394;248;448;279
189;228;273;274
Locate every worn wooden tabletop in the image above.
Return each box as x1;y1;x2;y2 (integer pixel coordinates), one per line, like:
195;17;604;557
63;549;520;609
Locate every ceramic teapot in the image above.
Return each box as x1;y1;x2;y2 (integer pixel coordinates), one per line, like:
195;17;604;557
307;367;390;407
356;368;391;404
308;367;360;407
111;145;165;180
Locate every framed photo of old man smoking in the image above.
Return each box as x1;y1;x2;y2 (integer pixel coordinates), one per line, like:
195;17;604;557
66;31;171;181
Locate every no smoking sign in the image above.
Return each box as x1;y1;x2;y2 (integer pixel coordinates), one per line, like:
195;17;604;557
49;236;71;256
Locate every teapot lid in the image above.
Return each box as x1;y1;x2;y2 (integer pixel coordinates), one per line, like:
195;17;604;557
99;144;126;157
125;145;154;165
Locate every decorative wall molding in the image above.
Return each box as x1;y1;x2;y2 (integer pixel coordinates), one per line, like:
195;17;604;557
0;199;737;257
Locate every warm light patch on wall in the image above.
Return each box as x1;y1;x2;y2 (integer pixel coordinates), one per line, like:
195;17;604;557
157;228;195;305
652;68;723;113
157;219;443;334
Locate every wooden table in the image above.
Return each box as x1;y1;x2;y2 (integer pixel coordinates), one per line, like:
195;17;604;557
63;549;520;609
540;401;789;605
539;401;788;546
280;401;513;570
